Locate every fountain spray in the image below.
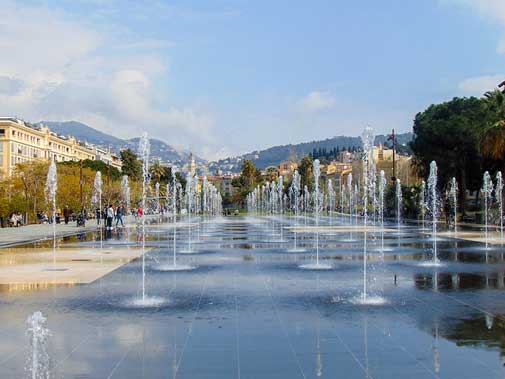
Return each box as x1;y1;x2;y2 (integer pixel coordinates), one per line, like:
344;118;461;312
139;132;150;301
44;159;57;266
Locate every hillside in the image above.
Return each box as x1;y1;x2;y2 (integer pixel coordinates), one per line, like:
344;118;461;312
210;132;413;173
39;121;205;165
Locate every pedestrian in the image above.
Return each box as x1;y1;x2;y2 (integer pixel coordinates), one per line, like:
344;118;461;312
137;206;143;219
106;204;114;230
96;207;101;225
116;204;124;228
63;205;71;224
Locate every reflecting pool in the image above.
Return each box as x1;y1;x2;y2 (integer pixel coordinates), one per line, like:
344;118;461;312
1;215;505;378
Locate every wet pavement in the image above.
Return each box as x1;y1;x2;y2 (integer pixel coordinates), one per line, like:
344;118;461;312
1;215;505;378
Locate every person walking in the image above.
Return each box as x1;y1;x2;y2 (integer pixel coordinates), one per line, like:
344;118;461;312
116;204;124;228
106;204;114;230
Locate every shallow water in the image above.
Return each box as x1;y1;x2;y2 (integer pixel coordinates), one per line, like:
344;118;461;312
1;215;505;378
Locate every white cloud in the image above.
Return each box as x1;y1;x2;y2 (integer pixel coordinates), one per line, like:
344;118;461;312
0;1;219;159
443;0;505;53
297;91;336;113
458;74;504;94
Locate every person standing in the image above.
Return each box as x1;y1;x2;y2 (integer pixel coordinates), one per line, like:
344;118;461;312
116;204;124;228
63;205;71;224
96;207;101;225
106;204;114;230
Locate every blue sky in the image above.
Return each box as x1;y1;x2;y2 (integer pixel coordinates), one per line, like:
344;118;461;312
1;0;504;159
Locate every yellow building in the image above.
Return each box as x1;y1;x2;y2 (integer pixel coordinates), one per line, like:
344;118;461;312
0;117;121;177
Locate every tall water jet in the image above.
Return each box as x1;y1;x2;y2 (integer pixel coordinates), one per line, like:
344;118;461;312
427;161;440;265
155;182;161;246
120;175;130;211
289;170;303;251
44;159;57;266
482;171;493;249
185;173;193;252
496;172;503;242
277;175;284;242
361;127;374;301
419;180;426;230
300;160;331;269
396;178;402;230
139;132;150;301
92;171;103;249
347;173;353;226
26;311;50;379
449;177;458;234
327;178;335;235
378;170;386;254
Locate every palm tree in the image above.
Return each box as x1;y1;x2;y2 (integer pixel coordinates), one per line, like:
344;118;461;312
480;90;505;170
149;160;165;184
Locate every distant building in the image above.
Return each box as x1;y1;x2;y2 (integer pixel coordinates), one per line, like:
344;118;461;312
0;118;98;177
278;160;298;176
186;153;196;176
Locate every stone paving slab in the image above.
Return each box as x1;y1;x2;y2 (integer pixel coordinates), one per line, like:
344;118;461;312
0;246;145;288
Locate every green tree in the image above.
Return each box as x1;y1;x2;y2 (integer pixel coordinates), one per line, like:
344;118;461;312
120;149;142;181
241;160;258;188
299;155;313;191
410;97;487;214
480;90;505;172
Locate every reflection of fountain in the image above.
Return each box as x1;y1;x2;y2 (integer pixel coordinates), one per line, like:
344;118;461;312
315;317;322;377
26;311;51;379
433;321;440;376
485;313;494;330
44;159;57;266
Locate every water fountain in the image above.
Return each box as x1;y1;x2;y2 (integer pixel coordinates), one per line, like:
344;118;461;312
396;178;402;233
277;175;284;242
184;173;194;253
426;161;442;266
352;126;386;305
155;171;195;271
419;180;426;230
300;159;331;269
496;172;503;242
44;159;57;266
449;177;458;234
26;311;50;379
92;171;103;249
289;170;304;252
482;171;493;249
327;178;335;237
128;133;164;307
378;170;386;254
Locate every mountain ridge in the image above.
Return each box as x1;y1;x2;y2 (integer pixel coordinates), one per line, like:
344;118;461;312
39;121;206;165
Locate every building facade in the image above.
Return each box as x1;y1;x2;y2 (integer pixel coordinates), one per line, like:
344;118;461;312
0;118;121;177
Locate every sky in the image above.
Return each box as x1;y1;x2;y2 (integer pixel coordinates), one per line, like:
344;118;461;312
0;0;504;160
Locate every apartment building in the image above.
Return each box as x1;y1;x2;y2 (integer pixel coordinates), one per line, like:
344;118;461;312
0;118;121;177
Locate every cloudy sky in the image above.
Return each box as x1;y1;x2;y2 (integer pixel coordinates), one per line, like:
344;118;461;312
0;0;503;160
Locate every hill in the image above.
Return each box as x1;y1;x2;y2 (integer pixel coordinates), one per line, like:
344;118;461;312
39;121;205;165
209;132;413;173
